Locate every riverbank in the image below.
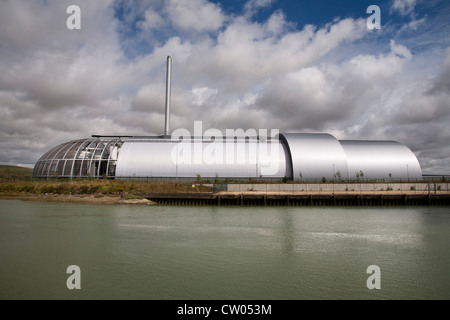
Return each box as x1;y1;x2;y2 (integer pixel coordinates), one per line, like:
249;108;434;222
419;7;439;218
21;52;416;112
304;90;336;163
1;180;449;206
0;179;211;205
0;193;157;205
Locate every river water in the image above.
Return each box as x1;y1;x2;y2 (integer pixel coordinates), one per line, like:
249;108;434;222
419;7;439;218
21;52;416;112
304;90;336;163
0;200;449;300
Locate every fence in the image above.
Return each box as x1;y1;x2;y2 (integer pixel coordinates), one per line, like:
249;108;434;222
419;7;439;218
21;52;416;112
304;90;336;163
225;182;449;194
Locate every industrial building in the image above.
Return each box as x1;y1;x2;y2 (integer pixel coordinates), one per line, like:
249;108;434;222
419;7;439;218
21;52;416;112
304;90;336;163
32;57;422;181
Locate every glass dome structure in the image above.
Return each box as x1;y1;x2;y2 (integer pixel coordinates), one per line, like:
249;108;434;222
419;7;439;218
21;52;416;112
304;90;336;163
32;137;127;178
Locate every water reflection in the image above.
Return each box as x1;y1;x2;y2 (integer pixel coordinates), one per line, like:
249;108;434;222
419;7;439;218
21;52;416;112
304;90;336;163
0;200;449;299
280;209;295;254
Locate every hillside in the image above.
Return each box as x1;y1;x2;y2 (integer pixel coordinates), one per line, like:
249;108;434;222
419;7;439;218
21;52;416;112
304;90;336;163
0;165;33;181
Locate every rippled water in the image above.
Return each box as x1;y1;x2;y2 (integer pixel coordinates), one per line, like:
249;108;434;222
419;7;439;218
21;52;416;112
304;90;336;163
0;200;449;299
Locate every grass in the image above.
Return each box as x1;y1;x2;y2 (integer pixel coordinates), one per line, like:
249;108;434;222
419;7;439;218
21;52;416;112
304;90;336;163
1;165;442;197
0;179;213;195
0;166;213;195
0;165;33;181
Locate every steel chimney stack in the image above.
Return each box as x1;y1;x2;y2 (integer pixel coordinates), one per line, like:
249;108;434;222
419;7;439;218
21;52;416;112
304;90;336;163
164;56;172;137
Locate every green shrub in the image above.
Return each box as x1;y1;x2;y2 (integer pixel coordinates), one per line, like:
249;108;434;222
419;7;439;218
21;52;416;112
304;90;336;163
99;185;113;194
78;185;90;194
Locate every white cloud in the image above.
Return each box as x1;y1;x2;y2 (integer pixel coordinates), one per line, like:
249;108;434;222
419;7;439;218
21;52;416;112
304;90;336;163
390;40;413;60
192;87;218;106
0;0;448;173
264;10;290;36
138;9;165;31
404;17;426;30
391;0;417;16
244;0;275;17
166;0;225;32
445;47;450;67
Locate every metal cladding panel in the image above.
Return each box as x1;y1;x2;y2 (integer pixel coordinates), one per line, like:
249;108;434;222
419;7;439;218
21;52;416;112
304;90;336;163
339;140;422;180
115;139;288;179
281;133;349;181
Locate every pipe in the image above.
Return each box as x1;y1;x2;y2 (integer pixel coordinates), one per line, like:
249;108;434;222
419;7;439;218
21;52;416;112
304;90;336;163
164;56;172;136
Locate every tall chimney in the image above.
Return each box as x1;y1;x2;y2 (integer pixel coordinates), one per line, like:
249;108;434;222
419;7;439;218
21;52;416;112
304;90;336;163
164;56;172;137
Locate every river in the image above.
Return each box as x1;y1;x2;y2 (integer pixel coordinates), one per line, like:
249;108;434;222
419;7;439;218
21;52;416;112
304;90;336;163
0;200;449;299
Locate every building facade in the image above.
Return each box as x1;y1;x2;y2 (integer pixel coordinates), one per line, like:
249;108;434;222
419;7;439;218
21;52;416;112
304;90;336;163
33;133;422;181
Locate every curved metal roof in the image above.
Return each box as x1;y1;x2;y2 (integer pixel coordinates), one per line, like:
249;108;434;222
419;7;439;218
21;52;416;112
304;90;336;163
281;133;349;181
32;133;423;181
115;138;289;180
339;140;422;181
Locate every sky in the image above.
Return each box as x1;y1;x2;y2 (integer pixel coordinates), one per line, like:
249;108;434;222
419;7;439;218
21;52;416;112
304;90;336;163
0;0;449;174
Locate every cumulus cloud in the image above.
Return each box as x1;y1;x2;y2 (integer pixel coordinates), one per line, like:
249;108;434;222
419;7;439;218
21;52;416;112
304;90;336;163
138;8;165;31
254;41;415;132
0;0;449;174
166;0;225;32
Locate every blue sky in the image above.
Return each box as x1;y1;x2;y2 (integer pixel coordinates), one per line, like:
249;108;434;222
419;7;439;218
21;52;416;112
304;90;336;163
114;0;449;58
0;0;449;173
